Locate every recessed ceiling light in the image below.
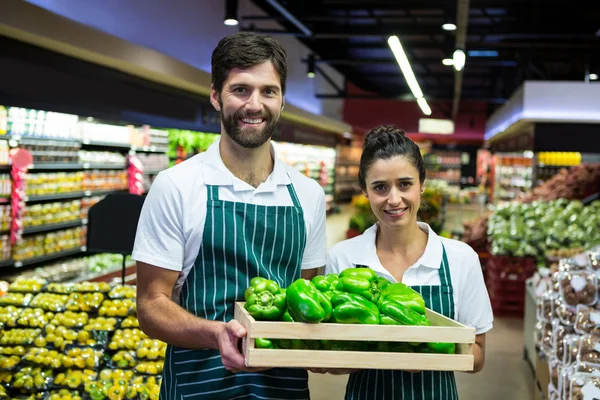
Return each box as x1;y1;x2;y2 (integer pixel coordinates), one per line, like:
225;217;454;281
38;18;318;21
442;23;457;31
442;58;454;66
590;73;599;80
468;50;499;57
224;18;239;26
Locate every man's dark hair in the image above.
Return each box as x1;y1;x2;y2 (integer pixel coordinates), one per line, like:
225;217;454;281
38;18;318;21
211;32;288;95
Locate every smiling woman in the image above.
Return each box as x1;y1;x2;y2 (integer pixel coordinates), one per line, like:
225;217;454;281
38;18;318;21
325;125;493;399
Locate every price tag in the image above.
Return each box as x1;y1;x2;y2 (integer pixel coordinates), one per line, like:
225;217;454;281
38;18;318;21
84;191;91;197
571;275;587;292
14;261;23;268
81;246;87;252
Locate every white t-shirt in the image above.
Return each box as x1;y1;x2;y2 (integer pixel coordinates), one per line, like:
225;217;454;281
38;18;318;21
132;138;327;302
326;223;494;335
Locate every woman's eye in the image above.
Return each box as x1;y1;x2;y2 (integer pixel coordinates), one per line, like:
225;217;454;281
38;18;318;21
374;185;387;191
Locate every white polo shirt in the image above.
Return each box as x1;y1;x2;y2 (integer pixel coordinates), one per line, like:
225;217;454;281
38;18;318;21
132;138;327;302
326;223;494;335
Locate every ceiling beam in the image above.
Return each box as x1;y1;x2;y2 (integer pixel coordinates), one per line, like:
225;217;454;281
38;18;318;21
310;58;517;67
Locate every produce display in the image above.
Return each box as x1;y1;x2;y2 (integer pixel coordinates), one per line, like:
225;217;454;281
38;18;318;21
487;200;600;258
20;141;80;165
83;170;128;192
8;277;47;293
0;234;10;263
22;200;81;228
80;196;102;220
12;226;86;261
0;204;10;232
522;164;600;203
167;129;219;166
533;249;600;399
0;283;164;399
0;174;11;199
78;151;126;168
24;172;84;197
243;270;455;353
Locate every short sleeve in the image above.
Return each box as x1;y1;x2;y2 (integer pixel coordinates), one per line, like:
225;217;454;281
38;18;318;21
132;172;186;271
325;251;341;275
301;190;326;270
456;250;494;334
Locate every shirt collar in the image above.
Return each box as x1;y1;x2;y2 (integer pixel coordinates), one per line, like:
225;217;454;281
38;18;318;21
203;137;291;191
349;222;443;271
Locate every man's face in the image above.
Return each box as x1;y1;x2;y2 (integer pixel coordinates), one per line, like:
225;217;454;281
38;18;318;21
211;61;283;148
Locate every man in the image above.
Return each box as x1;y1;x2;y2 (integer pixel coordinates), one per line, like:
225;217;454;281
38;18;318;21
133;32;326;399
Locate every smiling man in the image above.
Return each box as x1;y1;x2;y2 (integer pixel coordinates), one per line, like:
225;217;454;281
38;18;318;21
133;33;326;399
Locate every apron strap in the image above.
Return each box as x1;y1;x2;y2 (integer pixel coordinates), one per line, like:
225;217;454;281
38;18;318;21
439;244;454;289
207;185;220;200
286;182;302;208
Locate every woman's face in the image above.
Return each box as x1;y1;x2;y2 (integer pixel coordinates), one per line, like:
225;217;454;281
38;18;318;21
364;155;423;230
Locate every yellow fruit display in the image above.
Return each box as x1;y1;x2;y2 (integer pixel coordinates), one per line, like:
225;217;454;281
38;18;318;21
62;347;103;370
134;361;164;376
0;292;33;307
12;307;54;328
112;350;137;369
136;338;167;361
0;346;27;356
85;369;136;399
120;315;140;329
0;305;23;325
23;347;62;368
66;292;104;312
29;293;68;312
46;283;76;294
74;282;110;293
108;285;136;299
83;317;119;331
130;375;161;400
50;311;89;328
108;329;148;351
8;277;47;293
48;389;83;400
0;355;20;370
0;328;41;345
99;299;135;318
6;366;52;391
54;369;96;390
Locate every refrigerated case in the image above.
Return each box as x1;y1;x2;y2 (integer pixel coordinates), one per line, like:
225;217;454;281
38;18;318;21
493;153;534;203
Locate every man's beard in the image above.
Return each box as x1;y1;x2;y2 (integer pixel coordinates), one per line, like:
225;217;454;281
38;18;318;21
221;107;278;149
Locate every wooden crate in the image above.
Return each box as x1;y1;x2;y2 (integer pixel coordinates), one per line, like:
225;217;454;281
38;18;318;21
234;302;476;372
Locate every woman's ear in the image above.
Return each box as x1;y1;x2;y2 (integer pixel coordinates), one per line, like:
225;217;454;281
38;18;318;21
362;189;368;198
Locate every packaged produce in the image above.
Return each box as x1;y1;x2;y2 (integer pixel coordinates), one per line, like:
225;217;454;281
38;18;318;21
62;346;104;370
0;354;20;370
549;357;562;391
559;271;597;307
49;311;89;328
553;322;574;358
72;282;110;293
0;305;23;325
556;300;577;326
47;389;84;400
134;360;164;376
120;315;140;329
570;373;600;400
24;172;84;197
53;369;96;390
578;334;600;364
108;329;148;351
41;324;105;349
29;293;68;312
563;334;582;365
0;346;27;356
5;365;53;392
13;307;54;328
8;277;47;293
66;292;104;313
110;350;137;369
108;285;136;299
22;347;63;369
83;317;119;332
85;369;135;400
0;328;41;345
22;200;80;228
0;292;33;307
136;339;167;361
575;305;600;336
129;375;161;400
98;299;136;318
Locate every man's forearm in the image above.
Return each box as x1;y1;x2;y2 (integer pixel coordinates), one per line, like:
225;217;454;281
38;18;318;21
469;343;485;373
138;294;224;349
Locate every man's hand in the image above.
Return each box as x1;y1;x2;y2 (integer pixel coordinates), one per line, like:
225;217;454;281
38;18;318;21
217;320;269;373
309;368;359;375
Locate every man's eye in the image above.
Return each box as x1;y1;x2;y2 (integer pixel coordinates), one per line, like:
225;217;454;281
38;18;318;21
233;87;246;93
400;182;412;188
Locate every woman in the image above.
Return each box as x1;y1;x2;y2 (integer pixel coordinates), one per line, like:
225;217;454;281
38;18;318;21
326;125;493;400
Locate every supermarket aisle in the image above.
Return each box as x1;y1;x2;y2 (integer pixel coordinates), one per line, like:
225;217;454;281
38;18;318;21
309;205;534;400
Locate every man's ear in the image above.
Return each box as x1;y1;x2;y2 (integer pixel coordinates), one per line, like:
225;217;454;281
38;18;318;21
281;99;285;111
210;84;221;111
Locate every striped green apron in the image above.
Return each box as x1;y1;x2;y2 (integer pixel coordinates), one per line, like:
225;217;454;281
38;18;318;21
346;245;459;400
161;183;310;399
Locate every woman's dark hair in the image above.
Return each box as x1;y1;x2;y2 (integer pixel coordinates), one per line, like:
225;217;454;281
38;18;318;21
211;32;288;95
358;125;426;190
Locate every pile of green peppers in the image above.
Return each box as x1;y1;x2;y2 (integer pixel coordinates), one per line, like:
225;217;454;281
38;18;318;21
243;269;455;354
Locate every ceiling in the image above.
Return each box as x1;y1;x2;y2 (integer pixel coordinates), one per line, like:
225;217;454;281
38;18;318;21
244;0;600;114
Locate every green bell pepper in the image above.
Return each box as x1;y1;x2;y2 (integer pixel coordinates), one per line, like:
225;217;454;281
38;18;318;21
312;274;343;295
330;292;380;324
379;283;427;315
376;341;415;353
379;299;430;326
339;268;387;302
244;277;286;320
255;338;276;349
417;342;456;354
286;279;332;323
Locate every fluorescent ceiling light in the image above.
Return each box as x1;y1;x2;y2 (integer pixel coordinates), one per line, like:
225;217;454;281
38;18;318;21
442;23;457;31
468;50;499;57
590;73;599;81
442;58;454;66
307;72;315;78
224;18;238;26
387;35;423;99
453;49;466;71
417;98;432;116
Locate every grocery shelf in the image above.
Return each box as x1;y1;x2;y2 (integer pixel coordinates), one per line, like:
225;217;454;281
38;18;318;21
0;197;9;204
28;163;83;170
26;191;86;202
14;246;86;268
0;164;10;171
7;134;80;145
143;169;165;175
131;145;168;153
84;189;128;197
81;140;131;149
22;219;85;235
82;163;127;170
0;259;12;269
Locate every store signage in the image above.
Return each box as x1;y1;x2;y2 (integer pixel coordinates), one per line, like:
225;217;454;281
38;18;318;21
418;118;455;135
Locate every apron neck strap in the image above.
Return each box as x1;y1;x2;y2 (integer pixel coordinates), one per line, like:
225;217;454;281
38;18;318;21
286;183;302;208
438;244;453;289
207;185;220;200
206;183;301;207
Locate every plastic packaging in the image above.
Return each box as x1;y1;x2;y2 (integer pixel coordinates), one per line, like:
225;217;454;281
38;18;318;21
14;308;54;329
120;316;140;329
109;350;137;369
570;373;600;400
29;293;68;313
6;365;54;392
108;285;136;299
563;335;583;365
98;299;136;318
0;329;41;346
553;321;574;360
49;312;89;329
575;305;600;336
108;329;148;352
136;339;167;361
22;348;63;369
559;271;597;307
0;293;33;307
538;291;556;323
62;345;104;370
53;369;96;390
8;277;47;293
0;305;24;325
578;334;600;364
65;292;104;313
83;317;119;332
548;357;562;391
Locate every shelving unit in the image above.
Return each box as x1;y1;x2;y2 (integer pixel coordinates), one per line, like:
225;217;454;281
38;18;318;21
26;191;86;202
21;219;84;235
13;246;86;268
493;154;533;203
